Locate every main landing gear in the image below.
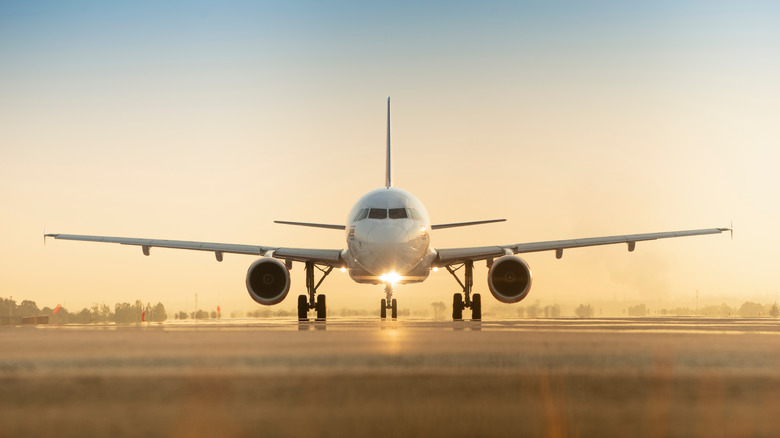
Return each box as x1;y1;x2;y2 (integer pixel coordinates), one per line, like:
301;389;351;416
298;261;333;321
445;260;481;321
380;283;398;319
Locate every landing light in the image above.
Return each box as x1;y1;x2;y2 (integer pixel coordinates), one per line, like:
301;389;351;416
380;272;401;284
340;267;347;272
432;267;438;272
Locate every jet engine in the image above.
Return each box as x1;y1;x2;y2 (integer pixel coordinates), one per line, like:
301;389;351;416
487;255;532;303
246;258;291;305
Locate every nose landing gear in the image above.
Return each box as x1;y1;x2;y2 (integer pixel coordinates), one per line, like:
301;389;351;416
380;283;398;319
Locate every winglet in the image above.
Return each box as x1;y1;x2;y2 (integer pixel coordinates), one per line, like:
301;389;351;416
717;222;733;240
385;97;392;189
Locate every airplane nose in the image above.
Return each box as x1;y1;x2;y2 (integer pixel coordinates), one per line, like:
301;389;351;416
366;224;410;245
362;224;416;275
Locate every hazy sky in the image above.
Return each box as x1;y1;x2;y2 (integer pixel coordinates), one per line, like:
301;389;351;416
1;1;778;313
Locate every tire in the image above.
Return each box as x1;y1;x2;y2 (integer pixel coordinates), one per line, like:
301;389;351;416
391;298;398;319
316;295;327;321
453;293;463;320
380;299;387;319
471;293;482;321
298;295;308;321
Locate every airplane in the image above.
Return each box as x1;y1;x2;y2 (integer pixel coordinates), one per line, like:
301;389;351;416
45;98;730;321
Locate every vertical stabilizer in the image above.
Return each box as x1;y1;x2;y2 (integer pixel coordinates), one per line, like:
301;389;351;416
386;97;392;188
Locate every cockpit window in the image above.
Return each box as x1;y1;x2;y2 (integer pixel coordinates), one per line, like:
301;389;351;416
368;208;387;219
407;208;420;220
389;208;408;219
354;208;369;221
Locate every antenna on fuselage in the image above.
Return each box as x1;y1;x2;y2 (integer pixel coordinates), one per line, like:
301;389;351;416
385;97;392;188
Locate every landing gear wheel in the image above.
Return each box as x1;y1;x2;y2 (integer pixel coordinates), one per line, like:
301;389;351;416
453;293;464;320
391;298;398;319
298;295;308;321
380;299;387;319
315;295;327;321
471;293;482;321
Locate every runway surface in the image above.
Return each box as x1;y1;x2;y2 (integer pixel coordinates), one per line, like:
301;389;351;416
3;317;780;437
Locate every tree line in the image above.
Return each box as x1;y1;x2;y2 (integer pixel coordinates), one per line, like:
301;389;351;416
513;300;780;318
0;297;167;324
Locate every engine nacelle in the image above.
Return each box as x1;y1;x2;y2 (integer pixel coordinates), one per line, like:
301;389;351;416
487;255;532;303
246;258;291;305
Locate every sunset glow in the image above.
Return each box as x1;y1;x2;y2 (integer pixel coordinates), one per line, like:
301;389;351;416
1;1;777;314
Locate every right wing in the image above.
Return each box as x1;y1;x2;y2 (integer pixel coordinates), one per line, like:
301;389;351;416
44;234;344;266
434;227;730;266
274;221;346;230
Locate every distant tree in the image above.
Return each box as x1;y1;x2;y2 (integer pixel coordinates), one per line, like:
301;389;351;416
177;311;188;320
75;307;93;324
575;304;594;318
247;308;273;318
115;301;144;323
431;301;446;320
628;304;647;317
670;307;694;316
17;300;41;317
525;301;540;318
516;307;525;318
191;309;210;319
275;309;292;317
738;302;764;317
89;303;113;323
151;302;167;322
0;297;15;317
50;306;72;324
771;304;779;318
544;304;561;318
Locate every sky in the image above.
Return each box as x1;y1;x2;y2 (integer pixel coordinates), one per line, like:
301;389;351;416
1;0;778;315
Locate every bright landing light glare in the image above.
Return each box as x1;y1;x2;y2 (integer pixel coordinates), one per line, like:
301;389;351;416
380;272;401;284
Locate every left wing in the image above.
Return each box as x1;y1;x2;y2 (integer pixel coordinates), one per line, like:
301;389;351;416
431;219;506;230
434;227;730;266
44;234;344;266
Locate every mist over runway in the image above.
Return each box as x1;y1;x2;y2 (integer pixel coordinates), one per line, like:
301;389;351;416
3;318;780;437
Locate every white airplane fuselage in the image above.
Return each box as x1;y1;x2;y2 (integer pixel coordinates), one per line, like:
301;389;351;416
345;187;436;285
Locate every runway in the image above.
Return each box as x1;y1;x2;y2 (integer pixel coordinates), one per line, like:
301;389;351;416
3;318;780;437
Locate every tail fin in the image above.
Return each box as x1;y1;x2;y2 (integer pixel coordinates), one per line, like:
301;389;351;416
385;97;392;188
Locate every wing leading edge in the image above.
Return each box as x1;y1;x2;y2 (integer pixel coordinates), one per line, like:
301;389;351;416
434;227;730;266
44;234;344;266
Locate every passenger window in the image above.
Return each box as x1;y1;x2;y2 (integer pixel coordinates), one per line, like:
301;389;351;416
389;208;408;219
368;208;387;219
